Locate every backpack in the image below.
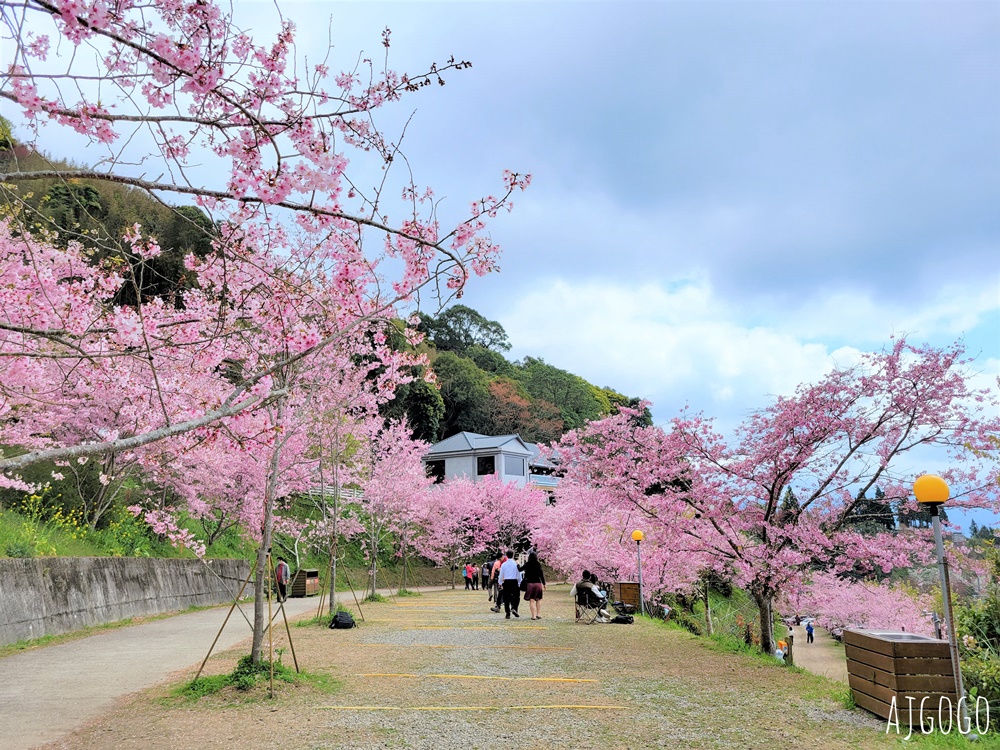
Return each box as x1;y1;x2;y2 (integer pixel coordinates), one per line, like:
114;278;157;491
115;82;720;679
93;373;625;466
612;614;634;625
329;611;356;629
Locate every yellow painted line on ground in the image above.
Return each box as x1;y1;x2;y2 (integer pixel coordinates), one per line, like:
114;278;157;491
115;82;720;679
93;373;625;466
355;673;596;683
388;602;489;612
393;599;490;607
320;705;624;711
366;619;489;624
358;644;574;651
401;625;547;630
392;605;483;609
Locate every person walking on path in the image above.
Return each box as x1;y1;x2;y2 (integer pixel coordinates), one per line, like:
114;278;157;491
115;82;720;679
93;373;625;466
498;550;521;619
275;557;291;602
490;554;506;612
481;560;491;593
469;563;479;590
806;621;814;644
462;562;470;590
521;551;546;620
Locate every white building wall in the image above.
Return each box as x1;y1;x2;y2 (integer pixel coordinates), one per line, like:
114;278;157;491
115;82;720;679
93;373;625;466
427;451;530;487
499;454;528;488
446;455;476;480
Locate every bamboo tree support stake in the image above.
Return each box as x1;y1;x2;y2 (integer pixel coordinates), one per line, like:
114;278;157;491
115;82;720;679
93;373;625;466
262;598;300;670
342;565;365;622
279;599;300;673
315;582;328;624
197;558;254;629
194;563;255;681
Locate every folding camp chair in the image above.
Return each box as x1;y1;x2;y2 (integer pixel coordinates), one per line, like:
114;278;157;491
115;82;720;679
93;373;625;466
575;587;604;624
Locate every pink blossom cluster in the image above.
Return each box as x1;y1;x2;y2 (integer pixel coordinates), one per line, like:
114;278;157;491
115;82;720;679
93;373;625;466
539;340;999;653
781;572;936;638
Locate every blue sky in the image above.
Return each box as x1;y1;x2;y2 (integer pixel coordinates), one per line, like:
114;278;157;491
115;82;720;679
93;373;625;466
9;1;999;525
245;1;1000;423
273;0;1000;527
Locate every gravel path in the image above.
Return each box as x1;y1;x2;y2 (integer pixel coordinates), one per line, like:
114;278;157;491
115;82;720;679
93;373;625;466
33;585;902;750
790;625;849;683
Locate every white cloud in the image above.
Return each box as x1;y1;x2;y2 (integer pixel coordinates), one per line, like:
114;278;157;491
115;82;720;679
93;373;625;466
499;276;998;427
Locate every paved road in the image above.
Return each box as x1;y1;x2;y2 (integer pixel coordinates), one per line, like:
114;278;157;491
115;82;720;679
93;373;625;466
0;588;444;750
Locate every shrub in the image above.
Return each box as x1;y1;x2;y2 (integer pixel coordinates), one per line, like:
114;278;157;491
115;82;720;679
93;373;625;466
965;657;1000;706
959;593;1000;656
671;609;703;636
5;539;33;558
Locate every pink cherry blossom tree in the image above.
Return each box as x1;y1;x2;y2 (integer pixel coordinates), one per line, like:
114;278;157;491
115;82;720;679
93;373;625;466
420;477;495;589
0;0;529;482
0;0;528;663
349;419;432;598
552;340;999;655
781;572;935;638
421;476;548;587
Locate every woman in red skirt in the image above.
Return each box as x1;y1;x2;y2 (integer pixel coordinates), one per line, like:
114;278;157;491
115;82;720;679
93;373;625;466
521;551;547;620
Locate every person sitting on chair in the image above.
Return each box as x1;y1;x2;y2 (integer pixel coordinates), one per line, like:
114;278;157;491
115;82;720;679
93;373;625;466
587;573;612;622
571;570;611;622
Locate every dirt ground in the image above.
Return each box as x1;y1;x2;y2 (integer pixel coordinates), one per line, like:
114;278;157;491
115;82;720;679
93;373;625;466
37;587;924;750
790;624;849;683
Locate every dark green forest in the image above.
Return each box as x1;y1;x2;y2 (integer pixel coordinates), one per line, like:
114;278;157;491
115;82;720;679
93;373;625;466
382;304;651;443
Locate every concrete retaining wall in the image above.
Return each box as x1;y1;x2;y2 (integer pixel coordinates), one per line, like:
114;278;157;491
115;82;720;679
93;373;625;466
0;557;250;646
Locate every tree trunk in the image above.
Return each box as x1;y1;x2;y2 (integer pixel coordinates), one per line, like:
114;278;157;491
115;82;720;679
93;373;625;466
328;538;338;617
368;527;378;598
703;581;714;636
401;535;409;593
251;396;286;664
327;488;340;616
753;591;775;656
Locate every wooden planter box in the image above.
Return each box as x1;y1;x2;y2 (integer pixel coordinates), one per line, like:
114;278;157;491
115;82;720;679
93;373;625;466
614;582;640;609
844;629;955;724
291;569;320;597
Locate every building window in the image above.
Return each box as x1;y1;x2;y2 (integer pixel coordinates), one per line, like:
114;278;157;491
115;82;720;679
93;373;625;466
477;456;495;476
506;457;525;476
426;460;445;484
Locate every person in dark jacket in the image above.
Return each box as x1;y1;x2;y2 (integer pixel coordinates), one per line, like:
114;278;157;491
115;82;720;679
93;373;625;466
522;551;547;620
275;557;291;602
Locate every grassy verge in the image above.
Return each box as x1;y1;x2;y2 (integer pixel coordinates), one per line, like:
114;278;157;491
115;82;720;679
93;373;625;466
168;654;341;704
657;615;1000;747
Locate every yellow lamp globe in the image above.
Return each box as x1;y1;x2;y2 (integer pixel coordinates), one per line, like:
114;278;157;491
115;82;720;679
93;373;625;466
913;474;950;505
631;530;644;542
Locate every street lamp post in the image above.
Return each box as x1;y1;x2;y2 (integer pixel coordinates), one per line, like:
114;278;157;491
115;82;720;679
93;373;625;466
632;529;645;616
913;474;968;730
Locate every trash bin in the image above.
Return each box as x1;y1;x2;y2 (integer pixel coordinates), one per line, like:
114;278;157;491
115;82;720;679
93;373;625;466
291;569;320;597
844;629;955;724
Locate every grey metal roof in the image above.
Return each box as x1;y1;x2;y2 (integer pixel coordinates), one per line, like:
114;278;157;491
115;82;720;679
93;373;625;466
524;442;560;469
424;431;531;457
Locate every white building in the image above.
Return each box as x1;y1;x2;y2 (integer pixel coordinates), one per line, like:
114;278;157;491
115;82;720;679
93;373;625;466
422;432;559;493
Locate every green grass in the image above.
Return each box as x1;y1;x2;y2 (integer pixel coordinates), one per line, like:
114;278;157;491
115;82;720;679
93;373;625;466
169;654;341;702
0;507;250;560
0;508;104;558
